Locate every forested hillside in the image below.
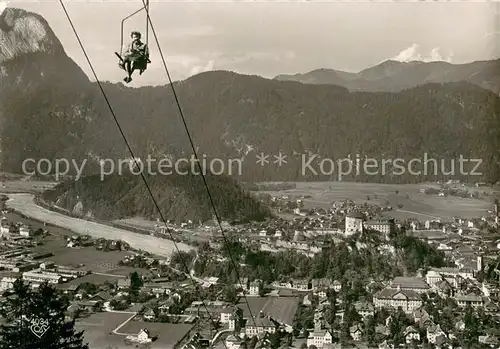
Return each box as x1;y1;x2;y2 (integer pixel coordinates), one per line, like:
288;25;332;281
41;172;272;223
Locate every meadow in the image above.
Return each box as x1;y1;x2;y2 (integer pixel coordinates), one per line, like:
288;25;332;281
259;182;494;220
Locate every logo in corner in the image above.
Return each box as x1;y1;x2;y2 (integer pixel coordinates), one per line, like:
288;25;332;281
29;317;50;338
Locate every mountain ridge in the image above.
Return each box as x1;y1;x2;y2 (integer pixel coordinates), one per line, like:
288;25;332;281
275;58;500;94
1;7;500;185
0;7;67;63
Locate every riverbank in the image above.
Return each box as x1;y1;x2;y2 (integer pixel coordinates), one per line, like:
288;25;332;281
4;193;193;257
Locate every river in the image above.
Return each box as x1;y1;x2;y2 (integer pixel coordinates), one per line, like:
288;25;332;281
4;193;193;257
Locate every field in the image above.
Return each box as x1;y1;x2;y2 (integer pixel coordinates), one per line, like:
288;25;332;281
114;217;215;243
75;312;136;349
118;320;194;348
33;241;129;272
258;182;495;220
1;177;495;232
0;177;58;193
238;296;299;326
4;210;154;281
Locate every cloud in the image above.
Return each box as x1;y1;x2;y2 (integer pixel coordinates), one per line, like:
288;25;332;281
484;31;500;38
166;26;219;39
211;51;296;67
178;50;296;79
391;43;453;63
189;59;215;76
0;1;8;15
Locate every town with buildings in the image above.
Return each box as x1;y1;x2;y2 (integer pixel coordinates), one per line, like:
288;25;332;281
0;187;499;349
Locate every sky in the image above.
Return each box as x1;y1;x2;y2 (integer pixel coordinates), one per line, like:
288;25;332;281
3;0;500;87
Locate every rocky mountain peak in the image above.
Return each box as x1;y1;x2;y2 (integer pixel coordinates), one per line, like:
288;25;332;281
0;7;65;63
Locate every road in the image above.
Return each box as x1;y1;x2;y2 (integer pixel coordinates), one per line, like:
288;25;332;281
211;329;233;345
190;252;199;277
5;193;193;257
111;312;137;335
171;262;205;284
394;209;440;220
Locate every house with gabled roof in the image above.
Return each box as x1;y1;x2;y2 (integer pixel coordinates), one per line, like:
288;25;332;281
349;324;363;341
306;329;333;348
479;335;499;347
404;326;420;344
435;279;454;297
455;293;484;308
243;313;276;338
354;301;374;318
412;307;429;324
427;324;447;345
373;286;422;314
225;334;242;349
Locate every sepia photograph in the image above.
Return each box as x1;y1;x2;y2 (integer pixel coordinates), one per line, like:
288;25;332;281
0;0;499;348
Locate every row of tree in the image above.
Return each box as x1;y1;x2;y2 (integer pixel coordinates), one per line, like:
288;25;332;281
186;227;450;286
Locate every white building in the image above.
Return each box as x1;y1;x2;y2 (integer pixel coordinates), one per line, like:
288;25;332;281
0;223;10;236
427;324;447;345
404;326;420;344
249;281;260;295
220;307;237;324
425;268;474;288
345;212;364;236
225;335;242;349
19;225;32;237
354;301;375;318
126;328;153;344
455;294;484;308
307;330;333;348
477;255;483;272
228;314;239;331
22;271;61;284
373;287;422;314
0;276;17;291
364;218;395;236
137;329;152;342
244;315;276;337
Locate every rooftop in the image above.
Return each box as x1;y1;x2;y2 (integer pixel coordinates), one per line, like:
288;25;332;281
390;277;430;289
238;296;299;326
346;211;364;219
375;287;421;301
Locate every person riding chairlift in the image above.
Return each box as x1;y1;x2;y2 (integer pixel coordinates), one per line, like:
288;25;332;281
119;31;147;83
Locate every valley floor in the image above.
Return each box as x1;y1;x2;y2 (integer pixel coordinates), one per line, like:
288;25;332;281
258;181;493;220
4;193;193;256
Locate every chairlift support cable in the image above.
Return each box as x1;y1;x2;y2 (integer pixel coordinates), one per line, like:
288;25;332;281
119;0;149;57
58;1;229;346
139;0;259;329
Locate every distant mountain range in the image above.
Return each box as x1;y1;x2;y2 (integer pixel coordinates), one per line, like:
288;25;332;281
1;7;500;186
275;59;500;94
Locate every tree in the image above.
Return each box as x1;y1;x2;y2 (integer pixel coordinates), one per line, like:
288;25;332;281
223;285;238;304
248;336;258;349
269;332;281;349
388;308;409;346
129;271;143;296
363;315;376;346
77;282;97;295
0;279;89;349
461;305;480;347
